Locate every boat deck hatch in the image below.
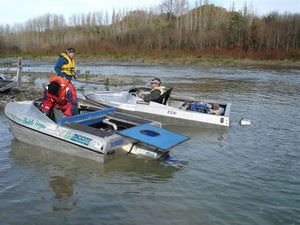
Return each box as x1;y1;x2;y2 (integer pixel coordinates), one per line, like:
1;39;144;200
118;124;189;150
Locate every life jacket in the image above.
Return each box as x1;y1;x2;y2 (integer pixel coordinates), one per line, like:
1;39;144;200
43;76;77;117
60;53;75;76
152;86;166;95
48;76;70;103
152;86;166;103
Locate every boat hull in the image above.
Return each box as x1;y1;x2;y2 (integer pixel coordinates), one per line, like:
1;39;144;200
85;91;231;128
5;100;188;162
8;119;107;162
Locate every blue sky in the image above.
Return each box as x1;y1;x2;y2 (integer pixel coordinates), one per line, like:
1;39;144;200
0;0;299;25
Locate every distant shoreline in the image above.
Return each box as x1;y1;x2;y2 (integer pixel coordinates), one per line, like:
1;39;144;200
1;52;300;68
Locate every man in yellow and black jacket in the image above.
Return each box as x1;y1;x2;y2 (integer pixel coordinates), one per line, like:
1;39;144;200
142;77;166;104
54;48;76;81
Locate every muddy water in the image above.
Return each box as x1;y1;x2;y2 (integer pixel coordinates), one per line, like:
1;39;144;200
0;59;299;225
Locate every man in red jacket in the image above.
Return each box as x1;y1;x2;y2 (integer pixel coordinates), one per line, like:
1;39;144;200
43;76;78;121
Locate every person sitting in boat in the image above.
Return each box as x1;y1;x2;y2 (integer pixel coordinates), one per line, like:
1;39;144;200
43;76;78;121
141;77;166;104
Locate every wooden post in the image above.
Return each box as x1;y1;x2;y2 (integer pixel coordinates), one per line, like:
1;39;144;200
16;58;22;89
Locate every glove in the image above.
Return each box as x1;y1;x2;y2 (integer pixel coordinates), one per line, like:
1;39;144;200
43;111;49;117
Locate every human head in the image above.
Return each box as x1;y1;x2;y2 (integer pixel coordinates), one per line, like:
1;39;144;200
151;77;161;88
65;48;75;59
48;81;61;96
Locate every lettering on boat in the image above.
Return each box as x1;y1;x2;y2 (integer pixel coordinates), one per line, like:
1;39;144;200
8;113;46;129
71;134;92;146
110;139;124;148
136;100;149;105
167;111;176;115
58;129;74;139
23;117;35;126
33;120;46;129
24;117;46;129
7;112;22;123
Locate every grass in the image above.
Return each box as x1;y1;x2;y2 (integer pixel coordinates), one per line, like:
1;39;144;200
104;78;110;85
1;50;299;67
0;61;14;67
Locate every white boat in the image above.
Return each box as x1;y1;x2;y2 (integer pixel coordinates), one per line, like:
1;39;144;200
5;99;188;162
0;58;22;92
0;73;21;92
84;88;231;127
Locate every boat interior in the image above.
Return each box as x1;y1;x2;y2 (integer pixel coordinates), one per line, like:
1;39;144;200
167;96;227;116
33;98;154;138
129;87;227;116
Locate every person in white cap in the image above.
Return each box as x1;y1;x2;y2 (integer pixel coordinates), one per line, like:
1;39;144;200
142;77;166;103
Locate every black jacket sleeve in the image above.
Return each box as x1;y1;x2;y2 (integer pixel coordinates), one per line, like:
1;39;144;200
143;89;162;102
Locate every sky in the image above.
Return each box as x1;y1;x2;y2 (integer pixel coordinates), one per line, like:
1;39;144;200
0;0;299;25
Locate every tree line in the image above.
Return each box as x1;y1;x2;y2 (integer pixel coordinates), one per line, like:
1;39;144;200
0;0;299;59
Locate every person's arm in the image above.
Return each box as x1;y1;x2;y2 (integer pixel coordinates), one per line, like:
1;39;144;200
54;56;68;78
42;88;53;115
64;89;77;117
143;89;161;102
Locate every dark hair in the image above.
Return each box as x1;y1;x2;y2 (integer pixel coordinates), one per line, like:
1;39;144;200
151;77;161;84
66;48;75;53
48;81;61;96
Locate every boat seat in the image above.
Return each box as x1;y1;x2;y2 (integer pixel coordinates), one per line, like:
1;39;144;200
162;88;173;105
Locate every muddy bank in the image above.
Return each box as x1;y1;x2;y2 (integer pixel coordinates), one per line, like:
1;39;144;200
0;71;145;111
2;53;300;68
2;71;145;86
0;84;43;111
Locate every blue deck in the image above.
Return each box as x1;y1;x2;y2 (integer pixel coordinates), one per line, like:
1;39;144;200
57;108;115;125
118;124;189;150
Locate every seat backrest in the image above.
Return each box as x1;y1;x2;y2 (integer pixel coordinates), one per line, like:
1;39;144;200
162;88;173;105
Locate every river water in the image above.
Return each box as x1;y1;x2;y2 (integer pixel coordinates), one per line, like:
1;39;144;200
0;59;299;225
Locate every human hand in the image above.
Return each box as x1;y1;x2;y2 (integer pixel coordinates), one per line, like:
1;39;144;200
43;111;49;116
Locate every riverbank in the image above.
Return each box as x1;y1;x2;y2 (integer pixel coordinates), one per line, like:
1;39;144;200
1;53;299;111
0;85;43;111
0;71;142;111
1;52;300;68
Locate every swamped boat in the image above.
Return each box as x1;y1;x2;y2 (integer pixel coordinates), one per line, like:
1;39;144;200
0;58;22;92
5;99;189;162
84;88;231;127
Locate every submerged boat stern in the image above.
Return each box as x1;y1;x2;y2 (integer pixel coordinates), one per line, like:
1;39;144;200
118;124;189;160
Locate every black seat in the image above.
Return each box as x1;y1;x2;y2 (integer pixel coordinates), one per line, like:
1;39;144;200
162;88;173;105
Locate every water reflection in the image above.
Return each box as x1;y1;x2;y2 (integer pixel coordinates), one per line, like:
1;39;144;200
50;175;77;212
9;139;181;209
165;125;228;141
10;139;180;176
